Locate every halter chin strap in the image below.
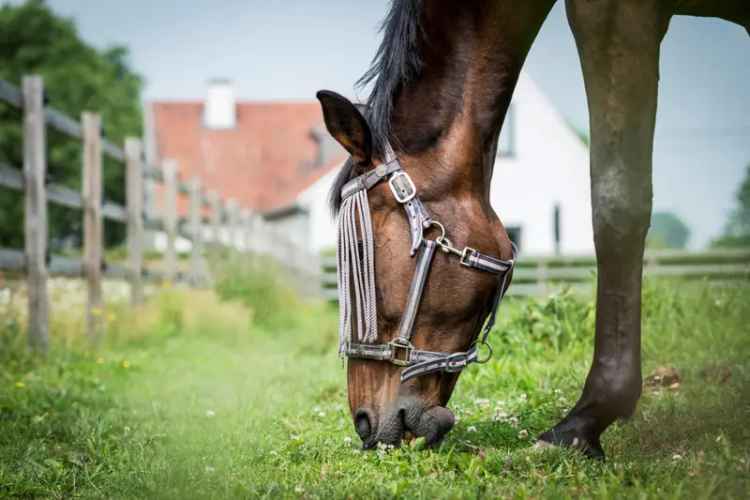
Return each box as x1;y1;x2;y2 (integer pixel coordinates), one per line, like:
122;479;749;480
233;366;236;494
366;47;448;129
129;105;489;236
338;148;517;383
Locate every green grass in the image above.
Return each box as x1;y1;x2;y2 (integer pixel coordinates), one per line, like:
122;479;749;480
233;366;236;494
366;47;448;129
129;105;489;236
0;276;748;499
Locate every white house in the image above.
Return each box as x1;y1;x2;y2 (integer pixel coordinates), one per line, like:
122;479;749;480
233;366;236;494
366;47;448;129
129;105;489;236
295;72;594;256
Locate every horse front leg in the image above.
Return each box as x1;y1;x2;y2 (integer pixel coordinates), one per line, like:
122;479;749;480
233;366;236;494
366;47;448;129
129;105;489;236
538;0;671;459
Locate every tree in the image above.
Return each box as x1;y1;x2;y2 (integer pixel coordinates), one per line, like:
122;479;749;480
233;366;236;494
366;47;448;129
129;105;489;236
713;163;750;248
0;0;143;249
646;211;690;249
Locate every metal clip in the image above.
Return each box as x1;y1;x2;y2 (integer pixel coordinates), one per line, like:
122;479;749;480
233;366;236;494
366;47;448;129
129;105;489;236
388;171;416;203
459;247;477;267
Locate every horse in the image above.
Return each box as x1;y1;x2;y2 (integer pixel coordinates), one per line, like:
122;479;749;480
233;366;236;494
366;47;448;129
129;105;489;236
316;0;749;459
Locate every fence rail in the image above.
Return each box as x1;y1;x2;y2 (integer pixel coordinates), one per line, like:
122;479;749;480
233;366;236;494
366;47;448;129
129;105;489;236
320;248;750;300
0;75;318;352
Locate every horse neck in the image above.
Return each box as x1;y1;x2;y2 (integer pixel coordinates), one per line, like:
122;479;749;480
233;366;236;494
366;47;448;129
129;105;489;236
390;1;554;198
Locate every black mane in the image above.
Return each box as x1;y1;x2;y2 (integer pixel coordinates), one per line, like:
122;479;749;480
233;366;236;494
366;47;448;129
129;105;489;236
328;0;424;215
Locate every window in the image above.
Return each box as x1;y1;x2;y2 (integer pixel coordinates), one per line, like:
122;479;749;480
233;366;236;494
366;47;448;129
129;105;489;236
497;104;515;158
506;225;522;252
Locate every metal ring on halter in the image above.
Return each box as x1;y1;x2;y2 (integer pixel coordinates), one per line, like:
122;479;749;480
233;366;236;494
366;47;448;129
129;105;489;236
475;341;494;364
424;221;463;256
424;220;447;241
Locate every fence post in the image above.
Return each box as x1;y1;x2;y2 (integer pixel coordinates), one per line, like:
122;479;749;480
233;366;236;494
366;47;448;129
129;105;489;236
22;75;49;353
208;190;221;246
536;258;548;296
226;199;239;250
240;208;251;252
189;177;203;284
82;112;104;342
125;138;144;305
162;159;178;282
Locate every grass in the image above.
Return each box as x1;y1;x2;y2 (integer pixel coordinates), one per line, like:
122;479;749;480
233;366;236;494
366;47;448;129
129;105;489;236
0;271;748;498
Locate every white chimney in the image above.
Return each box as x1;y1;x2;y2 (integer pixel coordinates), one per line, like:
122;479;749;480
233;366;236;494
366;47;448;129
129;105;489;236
204;79;236;129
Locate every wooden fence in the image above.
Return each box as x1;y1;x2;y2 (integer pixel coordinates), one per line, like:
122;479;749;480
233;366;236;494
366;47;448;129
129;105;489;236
321;248;750;300
0;75;318;352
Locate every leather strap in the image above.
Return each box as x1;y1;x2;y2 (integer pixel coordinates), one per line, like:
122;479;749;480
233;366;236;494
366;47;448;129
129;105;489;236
395;240;437;345
340;160;402;200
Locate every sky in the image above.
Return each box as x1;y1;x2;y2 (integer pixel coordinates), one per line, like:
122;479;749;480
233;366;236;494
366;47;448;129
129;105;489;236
29;0;750;248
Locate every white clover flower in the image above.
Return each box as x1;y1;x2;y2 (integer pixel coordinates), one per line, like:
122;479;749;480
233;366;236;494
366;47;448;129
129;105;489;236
467;425;477;433
344;436;352;445
518;429;529;439
493;410;509;421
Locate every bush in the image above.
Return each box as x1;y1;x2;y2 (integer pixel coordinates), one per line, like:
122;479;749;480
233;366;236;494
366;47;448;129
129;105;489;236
210;250;303;330
497;288;595;355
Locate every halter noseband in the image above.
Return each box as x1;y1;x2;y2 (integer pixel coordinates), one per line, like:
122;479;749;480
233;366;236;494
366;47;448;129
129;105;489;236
336;144;516;383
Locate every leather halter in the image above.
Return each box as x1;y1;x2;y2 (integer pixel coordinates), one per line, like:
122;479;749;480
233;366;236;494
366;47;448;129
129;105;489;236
338;147;517;383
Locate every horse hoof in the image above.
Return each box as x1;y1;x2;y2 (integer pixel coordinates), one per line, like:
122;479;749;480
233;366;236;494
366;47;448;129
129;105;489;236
537;420;606;461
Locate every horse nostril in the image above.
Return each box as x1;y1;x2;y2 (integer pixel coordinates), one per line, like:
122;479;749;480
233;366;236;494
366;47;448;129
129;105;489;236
354;409;373;441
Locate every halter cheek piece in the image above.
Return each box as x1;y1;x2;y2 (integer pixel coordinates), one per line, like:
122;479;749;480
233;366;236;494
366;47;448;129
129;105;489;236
337;145;517;383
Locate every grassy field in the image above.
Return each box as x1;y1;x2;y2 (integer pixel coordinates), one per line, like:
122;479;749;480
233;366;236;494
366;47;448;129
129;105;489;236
0;266;748;498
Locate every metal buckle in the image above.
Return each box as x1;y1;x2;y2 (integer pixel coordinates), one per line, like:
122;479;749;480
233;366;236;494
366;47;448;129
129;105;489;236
459;247;477;267
388;339;413;367
388;171;416;203
444;352;469;372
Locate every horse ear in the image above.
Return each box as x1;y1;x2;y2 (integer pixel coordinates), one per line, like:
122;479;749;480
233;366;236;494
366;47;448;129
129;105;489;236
316;90;372;165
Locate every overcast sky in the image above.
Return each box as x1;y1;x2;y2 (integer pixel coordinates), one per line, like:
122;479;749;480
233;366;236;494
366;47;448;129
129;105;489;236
36;0;750;248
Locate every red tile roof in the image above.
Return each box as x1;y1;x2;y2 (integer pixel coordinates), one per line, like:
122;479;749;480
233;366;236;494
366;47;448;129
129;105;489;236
149;100;346;214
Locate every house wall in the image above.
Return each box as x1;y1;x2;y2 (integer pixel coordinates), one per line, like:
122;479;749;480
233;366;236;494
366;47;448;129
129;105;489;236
292;72;594;256
490;72;593;255
296;167;340;253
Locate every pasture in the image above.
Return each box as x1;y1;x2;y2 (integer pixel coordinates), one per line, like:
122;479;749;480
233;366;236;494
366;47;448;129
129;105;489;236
1;265;748;499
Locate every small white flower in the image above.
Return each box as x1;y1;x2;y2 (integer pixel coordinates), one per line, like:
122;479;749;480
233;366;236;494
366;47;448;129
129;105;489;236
509;416;519;428
518;429;529;439
519;393;528;401
344;436;352;445
672;454;682;461
493;410;509;422
294;485;305;494
318;411;326;418
205;410;216;418
467;425;477;433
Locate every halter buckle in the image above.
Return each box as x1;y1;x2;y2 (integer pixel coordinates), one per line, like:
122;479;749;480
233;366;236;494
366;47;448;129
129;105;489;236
459;247;477;267
388;339;413;366
388;171;416;203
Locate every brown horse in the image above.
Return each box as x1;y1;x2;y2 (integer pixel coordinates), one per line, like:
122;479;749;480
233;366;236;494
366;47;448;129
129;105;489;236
316;0;749;459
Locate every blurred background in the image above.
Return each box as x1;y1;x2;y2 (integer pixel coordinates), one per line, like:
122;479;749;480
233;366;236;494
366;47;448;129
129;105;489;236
1;2;748;497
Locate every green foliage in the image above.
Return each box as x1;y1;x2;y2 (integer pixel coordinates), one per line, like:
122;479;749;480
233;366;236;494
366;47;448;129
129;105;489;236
498;289;595;354
714;163;750;248
647;211;691;249
0;0;143;249
0;280;748;498
211;250;303;330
